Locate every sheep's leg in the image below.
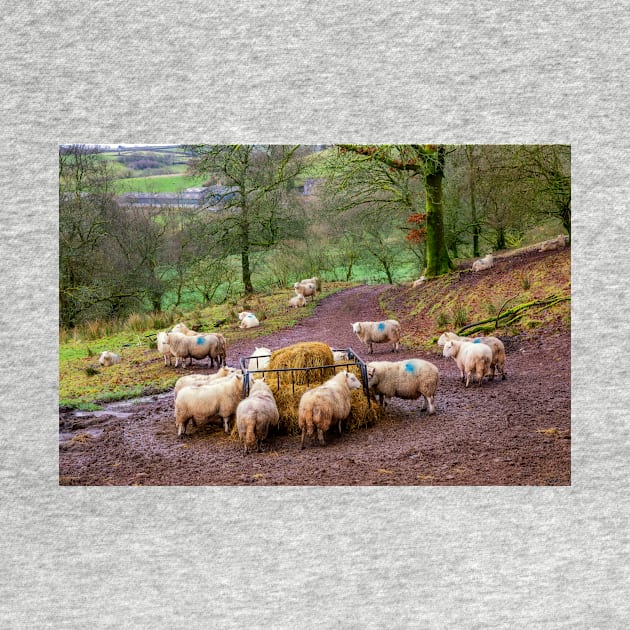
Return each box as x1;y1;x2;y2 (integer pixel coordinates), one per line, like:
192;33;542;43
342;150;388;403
317;428;326;446
420;396;427;412
338;420;342;435
426;396;435;415
300;427;308;449
465;372;470;388
222;416;230;433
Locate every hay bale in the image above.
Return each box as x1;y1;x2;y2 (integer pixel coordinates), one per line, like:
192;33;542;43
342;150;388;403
268;342;335;386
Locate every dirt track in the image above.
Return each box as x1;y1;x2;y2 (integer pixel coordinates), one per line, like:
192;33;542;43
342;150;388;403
59;274;571;486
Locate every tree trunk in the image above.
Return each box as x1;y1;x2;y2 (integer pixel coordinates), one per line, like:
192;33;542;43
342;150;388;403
424;167;455;277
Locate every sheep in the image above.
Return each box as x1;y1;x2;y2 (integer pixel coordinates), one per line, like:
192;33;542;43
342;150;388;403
412;276;426;288
442;338;492;387
289;293;306;308
236;378;280;455
156;331;173;366
238;311;260;329
172;322;198;335
98;351;121;367
293;281;317;302
366;359;439;415
332;349;349;362
173;365;239;399
351;320;401;354
166;331;225;368
298;371;362;448
174;372;244;437
539;234;568;252
471;254;494;272
300;276;321;291
247;347;271;372
437;331;506;380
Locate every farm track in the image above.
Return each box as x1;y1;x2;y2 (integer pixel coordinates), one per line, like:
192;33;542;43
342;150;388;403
59;263;570;486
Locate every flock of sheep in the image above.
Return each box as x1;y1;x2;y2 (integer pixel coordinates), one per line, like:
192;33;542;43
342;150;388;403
95;272;512;455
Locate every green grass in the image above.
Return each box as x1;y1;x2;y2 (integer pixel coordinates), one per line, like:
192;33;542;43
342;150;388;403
112;173;206;194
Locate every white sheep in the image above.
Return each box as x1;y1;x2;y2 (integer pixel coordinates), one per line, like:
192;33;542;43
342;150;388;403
539;234;568;252
437;331;506;380
173;365;239;399
98;351;121;367
166;331;225;368
174;372;244;437
367;359;439;415
236;378;280;455
471;254;494;272
332;349;349;362
300;276;321;291
442;338;492;387
288;293;306;308
247;347;271;372
238;311;260;329
156;331;173;366
293;281;317;301
412;276;426;288
172;322;198;335
351;320;401;354
298;371;361;448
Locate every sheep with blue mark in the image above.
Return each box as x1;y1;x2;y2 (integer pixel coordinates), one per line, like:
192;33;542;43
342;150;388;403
366;359;439;415
437;331;506;380
166;331;226;368
351;319;401;354
442;338;493;387
238;311;260;329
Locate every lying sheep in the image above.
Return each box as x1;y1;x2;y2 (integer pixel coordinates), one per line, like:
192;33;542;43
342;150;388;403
173;365;239;399
98;351;121;367
442;338;492;387
298;371;361;448
539;234;568;252
175;372;244;437
412;276;426;288
352;320;401;354
166;331;225;368
367;359;439;415
471;254;494;272
293;281;317;302
247;347;271;372
238;311;260;329
156;332;173;366
289;293;306;308
437;331;506;380
236;378;280;455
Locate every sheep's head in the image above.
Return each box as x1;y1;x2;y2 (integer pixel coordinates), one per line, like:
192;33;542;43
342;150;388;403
442;340;459;358
345;372;362;390
351;322;361;334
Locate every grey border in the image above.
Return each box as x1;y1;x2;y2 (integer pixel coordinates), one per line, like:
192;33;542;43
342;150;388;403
2;2;628;627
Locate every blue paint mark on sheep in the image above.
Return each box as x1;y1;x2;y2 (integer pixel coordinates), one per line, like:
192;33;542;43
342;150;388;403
377;322;385;331
404;362;415;373
473;338;482;344
247;314;254;318
196;336;205;345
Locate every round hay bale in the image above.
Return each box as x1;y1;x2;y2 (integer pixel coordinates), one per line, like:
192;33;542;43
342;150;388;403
268;342;335;386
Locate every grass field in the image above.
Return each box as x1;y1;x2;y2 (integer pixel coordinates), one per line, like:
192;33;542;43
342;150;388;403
113;173;207;194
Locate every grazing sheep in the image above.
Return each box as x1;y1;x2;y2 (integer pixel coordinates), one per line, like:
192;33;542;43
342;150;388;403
293;281;317;301
471;254;494;272
236;378;280;455
367;359;439;415
539;234;568;252
437;331;506;380
156;332;173;366
166;331;225;368
174;372;244;437
289;293;306;308
238;311;260;329
247;347;271;372
298;371;362;448
98;351;121;367
442;339;492;387
351;320;401;354
332;349;349;362
300;276;321;291
173;365;239;399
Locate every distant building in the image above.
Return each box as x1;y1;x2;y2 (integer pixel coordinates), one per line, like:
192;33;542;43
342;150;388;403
117;185;238;208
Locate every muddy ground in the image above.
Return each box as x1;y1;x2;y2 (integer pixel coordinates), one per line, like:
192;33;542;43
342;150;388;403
59;276;570;486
